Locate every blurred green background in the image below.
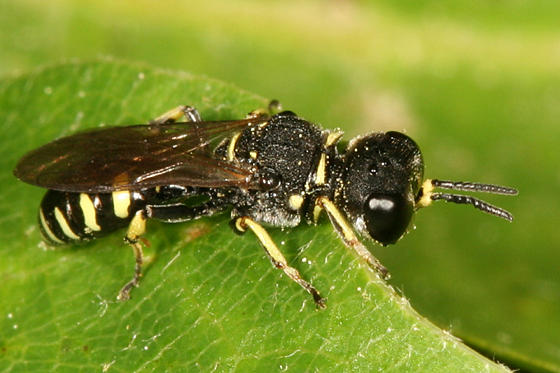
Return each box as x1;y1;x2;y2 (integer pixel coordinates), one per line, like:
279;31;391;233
1;0;559;371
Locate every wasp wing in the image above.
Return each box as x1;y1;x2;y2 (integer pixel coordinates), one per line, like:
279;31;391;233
14;118;266;193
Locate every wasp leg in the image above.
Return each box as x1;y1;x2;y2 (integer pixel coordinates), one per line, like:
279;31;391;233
150;105;202;125
233;216;326;309
245;100;283;120
316;196;389;279
117;210;148;301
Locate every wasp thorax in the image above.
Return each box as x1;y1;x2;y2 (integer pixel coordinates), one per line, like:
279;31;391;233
340;131;424;245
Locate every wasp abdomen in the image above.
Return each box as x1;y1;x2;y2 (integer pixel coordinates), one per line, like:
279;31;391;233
38;190;145;245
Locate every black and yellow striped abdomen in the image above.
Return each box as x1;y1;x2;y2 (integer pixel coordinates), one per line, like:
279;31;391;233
38;190;146;245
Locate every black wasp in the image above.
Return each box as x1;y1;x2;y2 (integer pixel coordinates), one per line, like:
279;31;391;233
14;103;517;307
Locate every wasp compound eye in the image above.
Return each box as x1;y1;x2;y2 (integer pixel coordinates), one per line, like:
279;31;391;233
364;193;413;245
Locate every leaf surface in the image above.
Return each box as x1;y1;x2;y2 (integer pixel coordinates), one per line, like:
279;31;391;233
0;61;509;372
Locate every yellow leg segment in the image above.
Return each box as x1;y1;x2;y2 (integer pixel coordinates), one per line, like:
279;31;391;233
150;105;201;125
317;197;389;279
117;210;147;301
245;100;282;121
236;216;326;308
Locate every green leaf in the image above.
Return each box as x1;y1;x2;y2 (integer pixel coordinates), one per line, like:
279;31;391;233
0;60;510;372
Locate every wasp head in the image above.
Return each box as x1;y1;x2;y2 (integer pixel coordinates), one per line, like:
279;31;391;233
338;131;517;247
339;131;424;246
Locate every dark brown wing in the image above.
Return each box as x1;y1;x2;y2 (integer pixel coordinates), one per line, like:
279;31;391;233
14;118;266;193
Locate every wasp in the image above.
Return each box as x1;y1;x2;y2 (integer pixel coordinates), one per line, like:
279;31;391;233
13;103;517;308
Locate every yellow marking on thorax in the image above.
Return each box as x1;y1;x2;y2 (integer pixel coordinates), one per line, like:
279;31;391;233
54;207;81;240
79;193;101;231
39;208;64;244
315;153;327;185
417;179;435;208
112;190;131;219
313;131;342;188
249;150;258;160
227;132;241;162
288;194;304;211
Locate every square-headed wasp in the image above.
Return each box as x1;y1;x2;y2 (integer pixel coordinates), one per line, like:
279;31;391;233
14;103;517;308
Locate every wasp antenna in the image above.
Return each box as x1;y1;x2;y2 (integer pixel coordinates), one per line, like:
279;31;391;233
431;179;518;195
430;193;514;222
